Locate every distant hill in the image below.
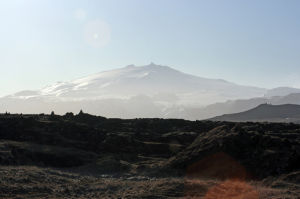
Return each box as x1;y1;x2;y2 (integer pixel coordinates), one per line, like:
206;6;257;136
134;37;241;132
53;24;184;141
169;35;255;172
210;104;300;123
264;87;300;97
172;93;300;120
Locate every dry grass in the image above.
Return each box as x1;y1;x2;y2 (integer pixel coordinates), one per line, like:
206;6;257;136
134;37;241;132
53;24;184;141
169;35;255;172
184;178;299;199
0;166;299;199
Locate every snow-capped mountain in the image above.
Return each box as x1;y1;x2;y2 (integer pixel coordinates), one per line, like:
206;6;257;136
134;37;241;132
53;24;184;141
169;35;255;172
6;63;266;104
1;63;299;119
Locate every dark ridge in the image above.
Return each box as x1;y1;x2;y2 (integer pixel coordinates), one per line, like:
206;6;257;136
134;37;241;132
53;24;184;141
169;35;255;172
211;103;300;123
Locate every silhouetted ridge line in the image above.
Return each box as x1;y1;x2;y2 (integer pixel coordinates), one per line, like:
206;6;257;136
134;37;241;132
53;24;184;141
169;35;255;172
211;104;300;123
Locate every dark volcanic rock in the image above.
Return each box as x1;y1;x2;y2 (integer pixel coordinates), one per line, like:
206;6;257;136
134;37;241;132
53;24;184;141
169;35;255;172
0;114;300;179
165;124;300;179
0;113;300;198
0;141;96;167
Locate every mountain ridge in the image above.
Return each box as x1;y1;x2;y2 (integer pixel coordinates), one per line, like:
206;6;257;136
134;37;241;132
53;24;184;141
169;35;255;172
210;103;300;123
5;63;267;101
1;63;300;119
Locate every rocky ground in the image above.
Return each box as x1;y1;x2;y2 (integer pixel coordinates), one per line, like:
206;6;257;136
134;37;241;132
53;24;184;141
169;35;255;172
1;166;299;199
0;112;299;198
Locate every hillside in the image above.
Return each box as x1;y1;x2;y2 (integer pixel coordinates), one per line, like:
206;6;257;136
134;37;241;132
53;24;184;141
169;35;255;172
173;93;300;120
211;104;300;123
0;113;299;198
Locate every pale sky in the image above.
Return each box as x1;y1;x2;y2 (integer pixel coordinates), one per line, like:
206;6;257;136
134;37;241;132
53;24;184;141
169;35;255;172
1;0;300;96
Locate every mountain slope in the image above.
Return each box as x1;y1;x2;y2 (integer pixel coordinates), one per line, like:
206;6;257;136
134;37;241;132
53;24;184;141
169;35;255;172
210;104;300;123
7;63;267;104
1;63;300;119
264;87;300;97
0;63;268;117
177;92;300;120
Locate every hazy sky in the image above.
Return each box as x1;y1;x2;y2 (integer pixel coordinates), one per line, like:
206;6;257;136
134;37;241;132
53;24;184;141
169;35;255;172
1;0;300;96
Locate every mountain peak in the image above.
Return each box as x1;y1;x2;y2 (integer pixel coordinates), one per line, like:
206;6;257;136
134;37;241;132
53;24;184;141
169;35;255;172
144;62;164;68
125;64;136;68
124;63;170;71
148;62;157;66
2;63;270;116
141;63;177;73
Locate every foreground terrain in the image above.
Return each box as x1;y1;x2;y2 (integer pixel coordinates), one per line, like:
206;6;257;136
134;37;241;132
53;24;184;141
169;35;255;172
0;112;299;198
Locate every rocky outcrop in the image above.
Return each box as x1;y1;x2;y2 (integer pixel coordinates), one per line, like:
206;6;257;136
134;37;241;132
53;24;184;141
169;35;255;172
165;124;300;179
